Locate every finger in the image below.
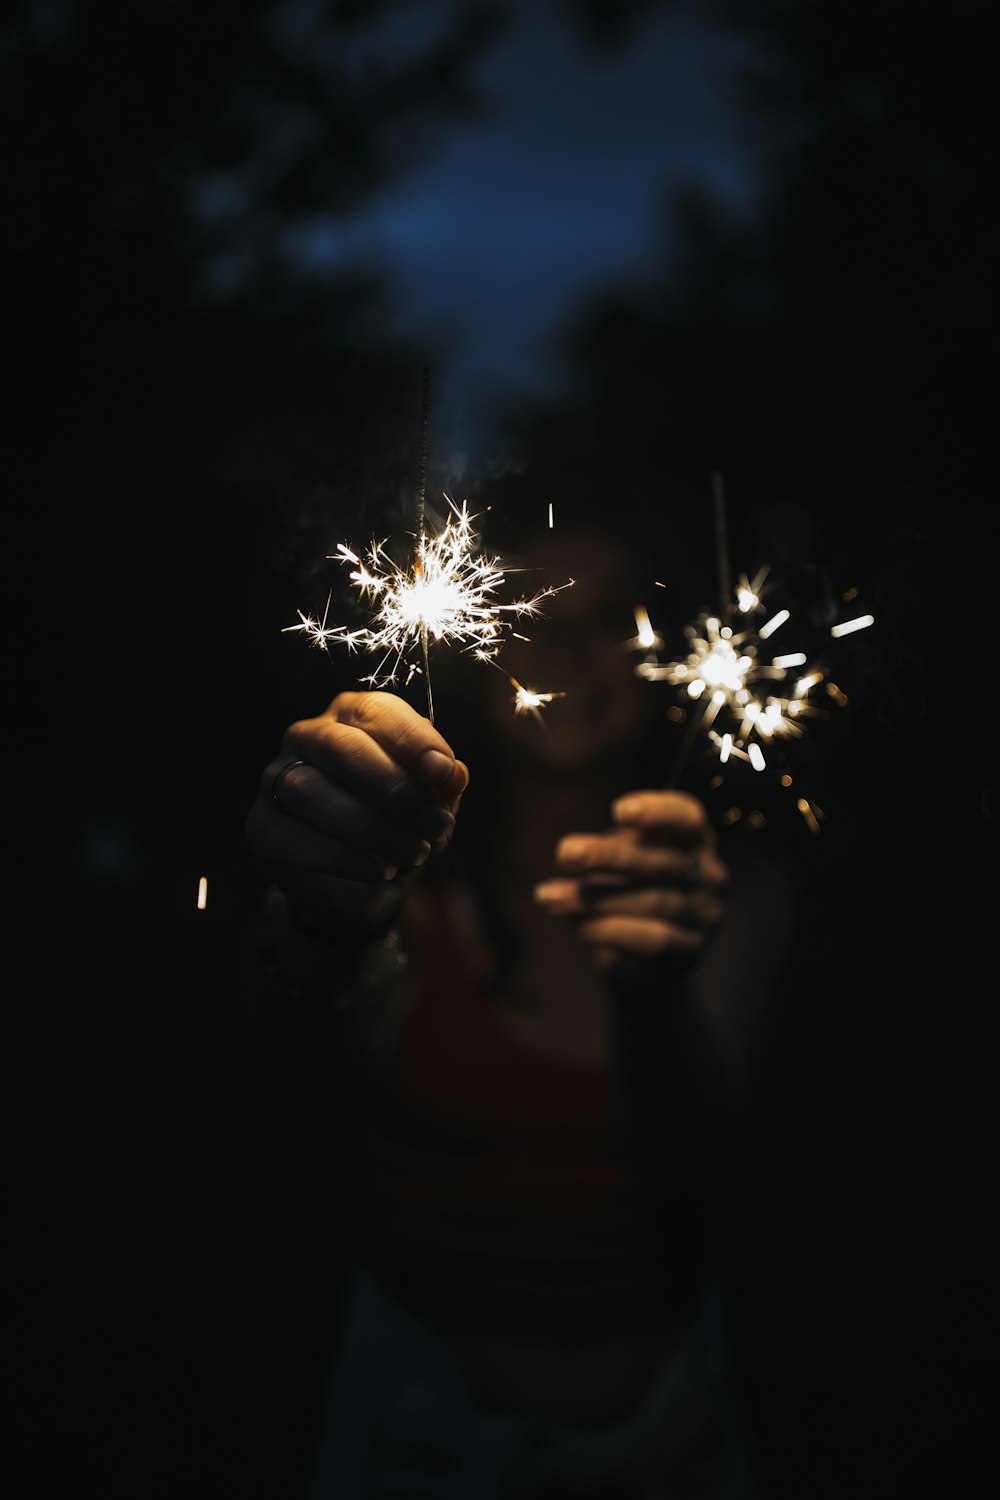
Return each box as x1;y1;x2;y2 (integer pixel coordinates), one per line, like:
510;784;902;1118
245;802;397;883
577;915;703;958
280;716;456;845
279;870;407;941
611;790;714;846
265;760;433;869
534;880;721;928
328;691;469;800
445;760;471;814
555;831;702;881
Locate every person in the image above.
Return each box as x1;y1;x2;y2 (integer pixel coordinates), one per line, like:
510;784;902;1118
245;523;789;1498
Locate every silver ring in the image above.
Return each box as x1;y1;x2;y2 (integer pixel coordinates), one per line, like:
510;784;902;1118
272;759;305;808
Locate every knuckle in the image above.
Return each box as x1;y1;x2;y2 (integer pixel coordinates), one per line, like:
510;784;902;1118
342;690;376;726
676;792;709;830
282;719;318;760
340;689;398;730
625;793;664;827
558;838;592;870
326;691;361;722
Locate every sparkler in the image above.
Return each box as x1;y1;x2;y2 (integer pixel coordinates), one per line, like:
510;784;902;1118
633;584;873;826
284;368;572;724
285;495;573;724
631;474;874;829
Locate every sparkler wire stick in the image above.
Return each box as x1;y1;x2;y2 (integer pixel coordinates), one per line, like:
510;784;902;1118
416;367;430;534
286;498;573;721
630;471;874;828
284;374;574;729
416;367;434;723
665;697;710;788
663;470;732;787
711;469;731;619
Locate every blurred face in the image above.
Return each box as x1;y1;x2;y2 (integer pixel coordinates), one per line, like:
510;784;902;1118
484;525;647;772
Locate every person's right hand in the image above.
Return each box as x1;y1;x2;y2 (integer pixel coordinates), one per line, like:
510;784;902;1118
245;691;468;944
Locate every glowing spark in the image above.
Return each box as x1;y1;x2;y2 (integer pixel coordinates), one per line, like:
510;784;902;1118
509;675;566;729
196;876;208;910
285;497;572;693
831;614;875;638
650;615;755;703
758;609;789;639
512;682;560;712
285;590;340;650
797;797;823;834
634;606;655;649
627;604;663;654
708;732;750;763
548;502;554;529
734;567;770;614
645;586;861;774
637;562;874;825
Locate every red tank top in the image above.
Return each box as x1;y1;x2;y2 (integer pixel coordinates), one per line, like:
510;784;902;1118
361;889;693;1339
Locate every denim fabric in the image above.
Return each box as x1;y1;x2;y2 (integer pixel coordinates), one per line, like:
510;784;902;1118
303;1267;758;1500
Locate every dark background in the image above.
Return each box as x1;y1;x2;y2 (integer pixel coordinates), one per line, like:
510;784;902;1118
4;2;996;1496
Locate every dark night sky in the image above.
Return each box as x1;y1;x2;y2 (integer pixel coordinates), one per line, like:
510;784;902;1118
273;0;753;456
4;3;997;1498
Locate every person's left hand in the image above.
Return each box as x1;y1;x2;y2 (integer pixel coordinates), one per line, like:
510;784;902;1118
533;790;730;973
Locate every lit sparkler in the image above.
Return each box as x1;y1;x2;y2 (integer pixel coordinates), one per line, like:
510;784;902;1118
632;579;874;828
285;496;573;721
628;471;875;830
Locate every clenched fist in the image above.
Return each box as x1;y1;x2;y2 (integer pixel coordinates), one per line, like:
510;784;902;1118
246;691;468;944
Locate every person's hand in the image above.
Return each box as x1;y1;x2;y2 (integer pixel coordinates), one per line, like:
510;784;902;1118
532;790;729;974
246;691;468;944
